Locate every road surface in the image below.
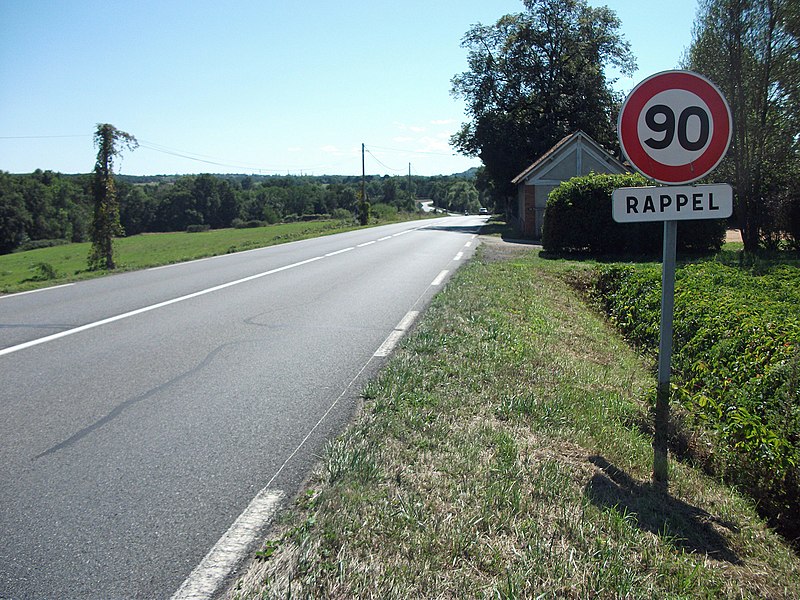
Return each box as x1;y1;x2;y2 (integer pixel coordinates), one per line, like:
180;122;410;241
0;215;486;599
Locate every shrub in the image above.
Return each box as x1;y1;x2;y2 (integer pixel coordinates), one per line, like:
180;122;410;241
232;219;267;229
594;261;800;540
27;262;59;281
370;203;397;221
299;213;331;222
15;238;70;252
263;205;279;225
186;224;210;233
542;173;726;255
332;208;353;221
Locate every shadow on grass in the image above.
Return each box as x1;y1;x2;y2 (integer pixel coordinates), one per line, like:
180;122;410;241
585;456;742;564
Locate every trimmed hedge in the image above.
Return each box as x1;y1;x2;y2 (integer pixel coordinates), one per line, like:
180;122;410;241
594;261;800;540
542;173;726;255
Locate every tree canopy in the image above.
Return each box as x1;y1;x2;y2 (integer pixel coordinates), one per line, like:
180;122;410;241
450;0;636;200
687;0;800;251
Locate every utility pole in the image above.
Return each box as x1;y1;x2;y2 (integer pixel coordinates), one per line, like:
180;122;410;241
361;143;366;203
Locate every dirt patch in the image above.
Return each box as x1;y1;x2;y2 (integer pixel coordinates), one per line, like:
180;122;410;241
478;235;541;262
726;229;742;243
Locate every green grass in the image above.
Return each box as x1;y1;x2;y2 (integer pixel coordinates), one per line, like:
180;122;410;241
229;241;800;599
0;219;380;294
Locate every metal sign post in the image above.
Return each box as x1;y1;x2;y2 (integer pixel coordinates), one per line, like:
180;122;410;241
654;220;677;483
615;70;733;485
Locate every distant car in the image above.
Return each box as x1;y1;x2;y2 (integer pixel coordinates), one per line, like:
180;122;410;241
478;207;489;215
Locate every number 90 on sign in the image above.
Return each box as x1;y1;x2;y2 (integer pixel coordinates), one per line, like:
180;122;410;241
639;90;713;166
618;70;732;185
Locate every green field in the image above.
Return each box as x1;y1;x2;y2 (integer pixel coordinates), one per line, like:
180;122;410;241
0;220;364;294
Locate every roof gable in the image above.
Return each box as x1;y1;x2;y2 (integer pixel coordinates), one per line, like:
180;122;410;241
511;131;627;185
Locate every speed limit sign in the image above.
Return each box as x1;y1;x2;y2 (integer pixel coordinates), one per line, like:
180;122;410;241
618;70;732;185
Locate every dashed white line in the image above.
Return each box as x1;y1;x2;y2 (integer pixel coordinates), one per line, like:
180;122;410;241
374;310;420;357
171;489;284;600
454;251;464;261
325;246;355;257
396;310;420;332
431;270;449;286
357;241;376;247
377;236;392;241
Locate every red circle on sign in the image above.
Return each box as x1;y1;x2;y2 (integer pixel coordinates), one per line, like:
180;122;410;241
618;70;731;184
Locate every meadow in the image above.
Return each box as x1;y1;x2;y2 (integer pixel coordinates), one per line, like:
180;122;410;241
0;219;363;294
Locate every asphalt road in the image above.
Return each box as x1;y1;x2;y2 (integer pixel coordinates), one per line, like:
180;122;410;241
0;215;486;599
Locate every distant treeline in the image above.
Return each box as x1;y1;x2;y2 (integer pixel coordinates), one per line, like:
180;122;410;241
0;169;482;254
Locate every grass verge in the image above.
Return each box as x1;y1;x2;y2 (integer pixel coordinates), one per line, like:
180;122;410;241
228;239;800;599
0;214;433;294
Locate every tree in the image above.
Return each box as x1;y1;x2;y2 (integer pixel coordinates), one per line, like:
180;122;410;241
450;0;635;203
687;0;800;251
89;124;137;270
0;173;30;254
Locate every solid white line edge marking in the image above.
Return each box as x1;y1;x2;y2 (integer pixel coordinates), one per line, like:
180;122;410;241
0;283;75;299
0;255;324;358
171;489;284;600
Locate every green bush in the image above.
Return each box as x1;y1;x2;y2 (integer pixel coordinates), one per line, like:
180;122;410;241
185;224;210;233
542;173;726;255
331;208;353;221
594;261;800;539
15;238;70;252
232;219;267;229
370;203;397;221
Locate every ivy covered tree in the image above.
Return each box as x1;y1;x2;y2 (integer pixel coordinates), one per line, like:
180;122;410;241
89;124;137;270
450;0;636;202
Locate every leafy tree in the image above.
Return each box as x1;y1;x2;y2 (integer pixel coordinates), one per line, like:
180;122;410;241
445;180;479;212
0;173;30;253
89;124;137;270
450;0;635;203
687;0;800;251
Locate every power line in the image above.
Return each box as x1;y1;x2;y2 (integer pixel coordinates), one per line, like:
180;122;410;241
365;143;458;157
0;134;90;139
363;147;403;173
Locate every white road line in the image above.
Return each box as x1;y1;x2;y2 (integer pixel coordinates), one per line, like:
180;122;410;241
325;247;354;257
176;322;383;598
0;283;75;299
431;270;449;286
465;241;473;248
374;310;420;357
374;330;405;358
357;241;376;247
171;489;284;600
377;236;392;241
396;310;420;332
0;255;325;358
454;251;464;261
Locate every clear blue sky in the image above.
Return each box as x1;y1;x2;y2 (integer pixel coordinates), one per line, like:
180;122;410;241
0;0;700;177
